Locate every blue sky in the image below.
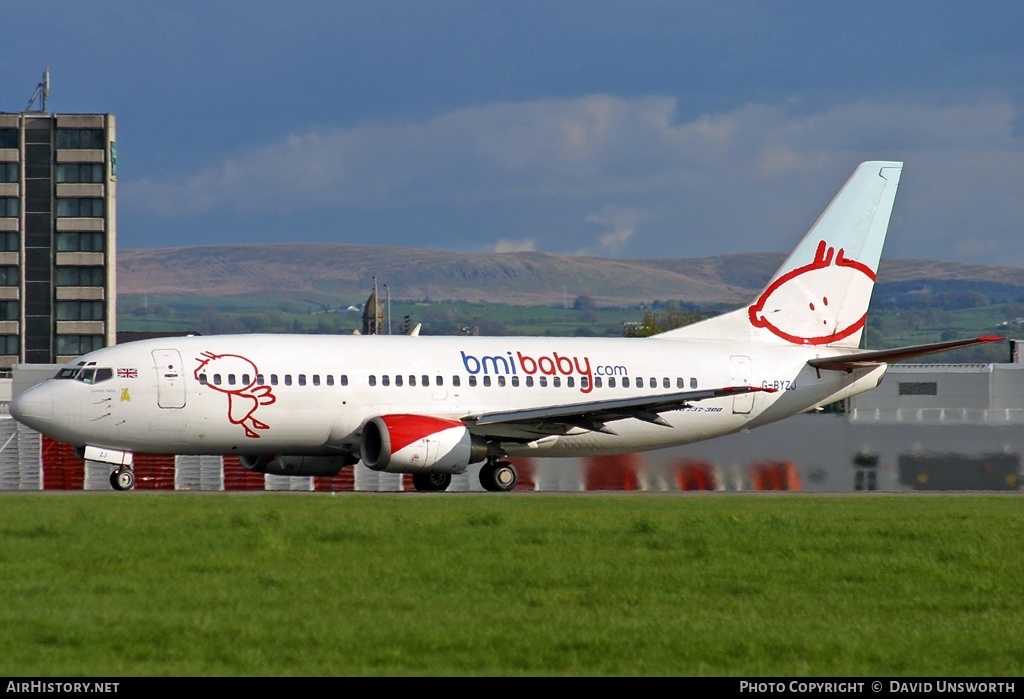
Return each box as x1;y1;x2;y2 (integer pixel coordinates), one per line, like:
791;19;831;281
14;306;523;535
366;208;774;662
3;1;1024;265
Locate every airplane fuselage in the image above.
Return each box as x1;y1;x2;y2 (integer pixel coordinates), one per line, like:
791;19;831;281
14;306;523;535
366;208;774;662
12;333;883;462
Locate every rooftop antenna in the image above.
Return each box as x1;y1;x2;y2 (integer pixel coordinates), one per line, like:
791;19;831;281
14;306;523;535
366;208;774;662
25;68;50;112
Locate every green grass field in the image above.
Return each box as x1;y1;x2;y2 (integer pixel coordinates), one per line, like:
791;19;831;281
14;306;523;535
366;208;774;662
0;493;1020;677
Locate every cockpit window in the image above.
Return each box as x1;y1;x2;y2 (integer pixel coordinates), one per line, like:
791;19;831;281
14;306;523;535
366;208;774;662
58;367;114;384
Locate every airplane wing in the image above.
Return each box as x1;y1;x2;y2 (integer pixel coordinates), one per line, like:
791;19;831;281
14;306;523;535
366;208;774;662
808;336;1004;372
464;385;774;437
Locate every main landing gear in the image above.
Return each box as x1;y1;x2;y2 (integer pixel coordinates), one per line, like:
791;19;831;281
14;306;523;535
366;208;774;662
411;472;452;492
479;459;518;492
109;467;136;491
409;458;519;493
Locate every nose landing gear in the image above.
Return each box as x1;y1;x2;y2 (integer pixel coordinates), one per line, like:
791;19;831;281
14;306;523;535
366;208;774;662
109;468;136;491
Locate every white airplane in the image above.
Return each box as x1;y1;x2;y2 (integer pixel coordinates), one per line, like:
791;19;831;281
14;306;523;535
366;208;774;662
10;161;1000;491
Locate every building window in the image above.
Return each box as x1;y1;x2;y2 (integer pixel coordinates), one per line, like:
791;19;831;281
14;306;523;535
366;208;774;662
56;163;104;184
56;334;104;356
898;382;938;396
0;232;17;251
0;163;17;183
57;300;104;321
57;129;104;150
0;129;18;149
0;301;17;320
0;335;17;354
0;267;17;286
56;231;105;252
56;266;104;286
57;198;104;218
0;198;18;217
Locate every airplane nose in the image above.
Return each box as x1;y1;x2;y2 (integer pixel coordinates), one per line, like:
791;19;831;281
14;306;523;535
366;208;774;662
10;383;55;434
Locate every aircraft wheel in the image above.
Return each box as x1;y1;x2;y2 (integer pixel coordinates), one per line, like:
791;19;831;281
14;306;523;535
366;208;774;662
110;468;136;491
480;461;518;492
412;472;451;492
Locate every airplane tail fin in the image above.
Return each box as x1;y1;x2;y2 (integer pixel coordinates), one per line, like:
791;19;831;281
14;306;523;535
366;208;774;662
657;161;903;348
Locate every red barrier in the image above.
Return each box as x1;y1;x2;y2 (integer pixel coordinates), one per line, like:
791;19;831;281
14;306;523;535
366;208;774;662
583;454;641;491
315;468;356;492
41;437;84;490
222;456;267;490
131;454;176;490
750;460;802;491
674;460;718;491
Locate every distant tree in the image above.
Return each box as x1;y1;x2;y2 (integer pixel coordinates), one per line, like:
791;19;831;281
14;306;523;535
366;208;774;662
623;309;704;337
572;295;596;312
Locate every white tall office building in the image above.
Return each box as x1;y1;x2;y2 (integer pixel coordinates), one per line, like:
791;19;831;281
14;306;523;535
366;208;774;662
0;109;117;367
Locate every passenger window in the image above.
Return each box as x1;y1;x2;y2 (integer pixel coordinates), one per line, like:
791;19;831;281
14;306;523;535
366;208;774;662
256;374;265;385
214;374;222;385
581;377;589;389
567;377;574;388
271;374;279;386
498;376;506;387
468;376;477;387
313;375;321;386
608;378;616;388
382;375;390;387
298;374;307;386
649;377;656;389
552;377;560;388
198;374;208;385
663;377;670;389
526;376;534;387
285;375;293;386
690;378;698;389
422;375;429;386
395;375;403;387
594;377;602;389
326;375;334;386
242;374;251;386
677;378;684;389
511;376;520;387
435;376;443;386
483;376;491;387
341;375;348;386
369;375;376;386
228;374;236;386
453;376;461;387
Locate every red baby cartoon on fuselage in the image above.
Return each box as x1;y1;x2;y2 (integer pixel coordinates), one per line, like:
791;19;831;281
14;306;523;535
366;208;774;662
747;240;875;345
194;351;276;438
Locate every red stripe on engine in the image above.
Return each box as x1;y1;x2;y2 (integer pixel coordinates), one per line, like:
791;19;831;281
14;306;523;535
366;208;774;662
380;414;464;453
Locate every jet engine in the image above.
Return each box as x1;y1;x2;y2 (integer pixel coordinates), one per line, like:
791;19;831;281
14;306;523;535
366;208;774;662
360;414;487;474
238;454;356;477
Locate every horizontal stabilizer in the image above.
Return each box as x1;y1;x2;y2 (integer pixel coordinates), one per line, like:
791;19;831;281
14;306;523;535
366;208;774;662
808;336;1004;371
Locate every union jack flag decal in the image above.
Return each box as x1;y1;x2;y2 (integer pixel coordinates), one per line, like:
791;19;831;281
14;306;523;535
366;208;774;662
117;368;138;379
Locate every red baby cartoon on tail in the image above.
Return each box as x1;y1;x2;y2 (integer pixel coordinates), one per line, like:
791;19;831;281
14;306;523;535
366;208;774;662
748;240;875;345
194;352;276;438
